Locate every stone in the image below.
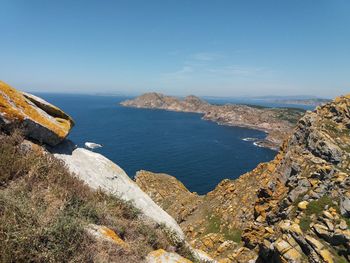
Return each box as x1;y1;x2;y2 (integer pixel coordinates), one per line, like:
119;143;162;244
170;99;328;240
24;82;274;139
319;249;334;263
322;211;334;220
339;219;348;230
305;235;324;251
340;197;350;217
313;224;331;240
298;201;309;210
275;238;292;254
283;248;303;262
146;249;192;263
0;81;74;145
87;224;129;250
54;144;184;239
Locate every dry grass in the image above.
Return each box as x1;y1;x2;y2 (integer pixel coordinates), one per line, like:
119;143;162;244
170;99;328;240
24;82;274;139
0;131;174;262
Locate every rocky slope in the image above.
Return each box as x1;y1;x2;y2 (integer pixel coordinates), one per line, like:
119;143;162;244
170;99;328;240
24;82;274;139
136;95;350;262
0;82;213;263
121;93;305;150
2;81;349;262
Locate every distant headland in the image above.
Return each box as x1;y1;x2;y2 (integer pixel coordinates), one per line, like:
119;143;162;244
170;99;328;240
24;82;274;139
121;93;305;150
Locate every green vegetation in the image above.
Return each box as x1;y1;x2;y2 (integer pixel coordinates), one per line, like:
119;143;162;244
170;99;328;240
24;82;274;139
0;131;175;262
304;195;338;217
206;215;221;233
298;195;340;232
205;214;242;243
299;216;312;232
274;108;305;124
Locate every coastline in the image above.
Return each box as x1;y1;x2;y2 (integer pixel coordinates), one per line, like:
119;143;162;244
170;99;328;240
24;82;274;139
121;103;286;151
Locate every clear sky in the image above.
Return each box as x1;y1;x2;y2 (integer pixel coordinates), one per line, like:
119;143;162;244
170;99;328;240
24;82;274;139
0;0;349;98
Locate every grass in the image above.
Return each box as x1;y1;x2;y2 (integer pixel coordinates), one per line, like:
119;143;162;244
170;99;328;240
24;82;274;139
299;216;312;232
205;214;242;243
0;131;177;262
304;195;338;217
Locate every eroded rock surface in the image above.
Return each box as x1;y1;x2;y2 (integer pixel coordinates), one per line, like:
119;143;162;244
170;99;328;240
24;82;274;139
0;81;74;145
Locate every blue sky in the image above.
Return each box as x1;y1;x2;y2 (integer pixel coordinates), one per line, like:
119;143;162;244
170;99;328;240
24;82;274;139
0;0;349;98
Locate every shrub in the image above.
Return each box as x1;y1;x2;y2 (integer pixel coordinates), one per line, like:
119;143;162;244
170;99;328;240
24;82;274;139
0;132;174;262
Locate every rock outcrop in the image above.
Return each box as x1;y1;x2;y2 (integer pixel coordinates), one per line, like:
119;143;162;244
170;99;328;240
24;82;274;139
135;94;350;262
53;143;185;239
121;92;304;150
135;170;203;223
0;81;74;145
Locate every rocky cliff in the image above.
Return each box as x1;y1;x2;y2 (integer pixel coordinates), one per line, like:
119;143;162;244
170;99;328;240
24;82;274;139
136;95;350;263
121;92;305;150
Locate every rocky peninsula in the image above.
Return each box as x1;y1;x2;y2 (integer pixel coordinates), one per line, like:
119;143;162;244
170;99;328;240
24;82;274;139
121;93;305;150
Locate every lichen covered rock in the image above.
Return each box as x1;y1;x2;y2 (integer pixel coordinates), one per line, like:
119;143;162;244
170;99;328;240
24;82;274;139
0;81;74;145
146;249;193;263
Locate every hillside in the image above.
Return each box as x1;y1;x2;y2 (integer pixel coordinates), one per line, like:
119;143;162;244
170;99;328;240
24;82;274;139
121;93;305;150
1;81;350;263
135;95;350;262
0;81;212;263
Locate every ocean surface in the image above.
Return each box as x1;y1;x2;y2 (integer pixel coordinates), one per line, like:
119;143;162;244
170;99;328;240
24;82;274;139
38;93;280;194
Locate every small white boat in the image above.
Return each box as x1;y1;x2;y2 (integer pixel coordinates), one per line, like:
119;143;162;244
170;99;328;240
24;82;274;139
242;137;257;142
85;142;103;149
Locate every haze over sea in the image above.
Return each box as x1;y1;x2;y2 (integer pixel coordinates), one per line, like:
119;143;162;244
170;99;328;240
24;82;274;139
37;93;311;194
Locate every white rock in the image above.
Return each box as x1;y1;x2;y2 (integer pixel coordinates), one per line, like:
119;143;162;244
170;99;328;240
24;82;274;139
54;146;184;239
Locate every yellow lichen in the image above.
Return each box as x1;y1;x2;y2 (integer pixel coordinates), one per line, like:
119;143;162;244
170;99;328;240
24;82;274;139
100;226;129;250
0;81;74;138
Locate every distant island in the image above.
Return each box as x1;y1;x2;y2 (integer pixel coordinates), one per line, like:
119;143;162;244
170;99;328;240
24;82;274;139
121;93;305;150
252;96;331;106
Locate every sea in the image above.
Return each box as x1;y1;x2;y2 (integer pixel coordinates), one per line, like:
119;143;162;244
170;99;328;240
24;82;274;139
37;94;312;195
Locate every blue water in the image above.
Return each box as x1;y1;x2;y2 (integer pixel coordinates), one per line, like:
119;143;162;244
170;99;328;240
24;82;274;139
37;93;277;194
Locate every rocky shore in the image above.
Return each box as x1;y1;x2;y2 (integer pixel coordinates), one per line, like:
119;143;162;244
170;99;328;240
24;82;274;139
121;93;305;150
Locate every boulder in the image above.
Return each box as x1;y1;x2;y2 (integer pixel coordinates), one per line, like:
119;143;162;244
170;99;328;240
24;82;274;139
53;144;185;239
340;197;350;218
0;81;74;145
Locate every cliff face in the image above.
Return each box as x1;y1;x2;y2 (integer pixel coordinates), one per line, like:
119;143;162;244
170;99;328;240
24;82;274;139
136;95;350;263
121;92;304;150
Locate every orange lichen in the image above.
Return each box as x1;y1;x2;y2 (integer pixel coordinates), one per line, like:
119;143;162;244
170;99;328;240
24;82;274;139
100;226;129;250
0;81;74;138
147;249;193;263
